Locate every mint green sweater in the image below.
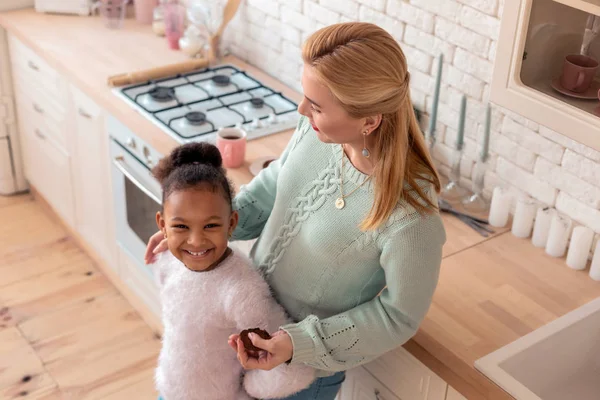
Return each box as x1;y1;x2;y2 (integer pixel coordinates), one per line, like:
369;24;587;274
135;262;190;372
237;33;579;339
232;116;446;376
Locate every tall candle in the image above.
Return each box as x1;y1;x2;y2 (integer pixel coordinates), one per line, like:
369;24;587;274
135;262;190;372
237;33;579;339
531;207;555;248
511;197;536;238
545;214;572;258
488;187;511;227
456;94;466;150
589;240;600;281
428;53;443;137
566;226;594;270
481;104;491;162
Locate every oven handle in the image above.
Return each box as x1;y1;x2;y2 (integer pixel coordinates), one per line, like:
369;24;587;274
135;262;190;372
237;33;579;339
113;155;162;205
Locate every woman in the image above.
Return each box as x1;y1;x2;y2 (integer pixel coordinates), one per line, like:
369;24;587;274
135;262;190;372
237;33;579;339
145;22;446;399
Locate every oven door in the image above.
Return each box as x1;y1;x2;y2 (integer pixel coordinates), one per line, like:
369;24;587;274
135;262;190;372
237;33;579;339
110;139;162;274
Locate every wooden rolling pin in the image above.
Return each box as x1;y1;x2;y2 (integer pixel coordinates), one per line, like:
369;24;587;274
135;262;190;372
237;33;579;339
107;58;210;87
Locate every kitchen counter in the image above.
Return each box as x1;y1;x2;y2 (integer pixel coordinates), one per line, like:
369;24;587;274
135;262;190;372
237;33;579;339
2;9;599;400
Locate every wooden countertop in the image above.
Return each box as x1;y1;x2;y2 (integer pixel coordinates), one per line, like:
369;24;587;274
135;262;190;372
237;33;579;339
2;9;599;400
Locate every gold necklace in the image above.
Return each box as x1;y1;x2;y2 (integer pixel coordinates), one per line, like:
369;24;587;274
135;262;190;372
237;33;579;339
335;146;373;210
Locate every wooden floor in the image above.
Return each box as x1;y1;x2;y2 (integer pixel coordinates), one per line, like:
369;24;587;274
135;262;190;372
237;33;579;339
0;194;160;400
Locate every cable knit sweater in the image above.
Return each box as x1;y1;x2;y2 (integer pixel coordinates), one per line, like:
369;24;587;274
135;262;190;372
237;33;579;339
232;116;446;377
152;250;315;400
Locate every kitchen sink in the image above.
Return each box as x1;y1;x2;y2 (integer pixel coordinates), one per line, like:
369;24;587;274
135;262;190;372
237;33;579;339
475;296;600;400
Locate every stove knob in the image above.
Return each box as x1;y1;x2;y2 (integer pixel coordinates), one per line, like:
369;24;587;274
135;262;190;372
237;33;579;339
143;146;153;166
251;118;262;130
126;137;136;149
267;113;278;125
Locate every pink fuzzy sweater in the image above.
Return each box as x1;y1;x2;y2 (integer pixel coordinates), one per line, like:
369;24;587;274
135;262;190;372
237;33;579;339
152;249;315;400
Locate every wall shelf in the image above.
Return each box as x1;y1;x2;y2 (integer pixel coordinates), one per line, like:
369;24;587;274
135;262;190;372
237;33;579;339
492;0;600;151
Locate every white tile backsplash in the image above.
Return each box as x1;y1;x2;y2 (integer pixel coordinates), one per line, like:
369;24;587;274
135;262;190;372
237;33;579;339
225;0;600;233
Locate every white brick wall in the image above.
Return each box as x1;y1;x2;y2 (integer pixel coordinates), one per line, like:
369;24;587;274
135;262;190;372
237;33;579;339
458;5;500;39
556;193;600;233
358;5;405;41
387;0;435;34
227;0;600;234
534;158;600;208
496;158;558;205
357;0;386;12
305;1;340;26
434;17;490;58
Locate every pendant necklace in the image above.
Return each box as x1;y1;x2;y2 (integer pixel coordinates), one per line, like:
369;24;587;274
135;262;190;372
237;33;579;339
336;145;372;209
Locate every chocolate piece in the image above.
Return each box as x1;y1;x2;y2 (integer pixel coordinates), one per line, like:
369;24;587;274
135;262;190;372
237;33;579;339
240;328;271;353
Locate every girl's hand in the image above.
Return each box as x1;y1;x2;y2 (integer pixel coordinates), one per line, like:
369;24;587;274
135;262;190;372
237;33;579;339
144;231;169;264
229;330;294;371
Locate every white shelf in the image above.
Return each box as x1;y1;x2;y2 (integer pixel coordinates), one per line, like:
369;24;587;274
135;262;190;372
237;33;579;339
528;77;600;119
553;0;600;16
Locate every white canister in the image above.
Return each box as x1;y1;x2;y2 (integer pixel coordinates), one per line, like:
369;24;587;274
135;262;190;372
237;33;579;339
566;226;594;270
531;207;555;248
511;197;536;238
545;214;572;258
488;187;511;228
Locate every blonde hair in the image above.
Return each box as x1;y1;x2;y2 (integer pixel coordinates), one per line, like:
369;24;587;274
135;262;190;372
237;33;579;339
302;22;441;231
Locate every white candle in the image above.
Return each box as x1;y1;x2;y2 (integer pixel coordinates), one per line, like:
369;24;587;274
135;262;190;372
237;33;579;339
511;197;536;238
532;207;555;248
566;226;594;270
545;214;572;258
590;240;600;281
488;187;511;227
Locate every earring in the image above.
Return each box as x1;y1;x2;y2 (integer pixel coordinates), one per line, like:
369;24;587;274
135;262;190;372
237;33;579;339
362;131;370;158
163;233;167;239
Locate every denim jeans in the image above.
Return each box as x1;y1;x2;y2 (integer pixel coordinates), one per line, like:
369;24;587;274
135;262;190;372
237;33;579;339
276;371;346;400
157;371;345;400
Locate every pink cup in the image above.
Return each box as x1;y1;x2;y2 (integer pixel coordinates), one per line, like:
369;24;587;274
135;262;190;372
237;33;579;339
216;128;247;168
164;2;185;50
560;54;599;93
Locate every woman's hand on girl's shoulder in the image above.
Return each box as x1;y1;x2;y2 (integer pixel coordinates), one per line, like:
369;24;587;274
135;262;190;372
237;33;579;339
229;330;294;371
144;231;169;264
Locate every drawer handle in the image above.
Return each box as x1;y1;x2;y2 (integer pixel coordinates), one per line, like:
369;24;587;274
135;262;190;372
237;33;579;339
27;60;39;71
78;108;92;119
33;103;44;114
34;129;46;140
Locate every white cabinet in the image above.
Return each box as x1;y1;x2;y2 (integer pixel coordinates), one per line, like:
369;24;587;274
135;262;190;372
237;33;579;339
492;0;600;151
117;246;161;321
362;346;448;400
338;367;401;400
9;33;75;226
69;84;117;269
17;112;75;226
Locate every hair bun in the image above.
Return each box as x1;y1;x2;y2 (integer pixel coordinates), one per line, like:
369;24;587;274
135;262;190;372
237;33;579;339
171;142;222;169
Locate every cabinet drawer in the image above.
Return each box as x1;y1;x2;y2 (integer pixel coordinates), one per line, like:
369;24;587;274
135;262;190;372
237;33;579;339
14;88;68;153
337;367;401;400
8;34;67;104
19;112;75;227
363;346;447;400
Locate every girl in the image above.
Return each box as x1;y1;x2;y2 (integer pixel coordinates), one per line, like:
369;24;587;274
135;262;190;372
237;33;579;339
150;142;315;400
147;22;446;399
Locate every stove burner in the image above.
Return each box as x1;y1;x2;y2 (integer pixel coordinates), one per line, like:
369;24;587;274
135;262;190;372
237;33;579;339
184;111;207;125
149;86;175;102
211;74;231;87
250;97;265;108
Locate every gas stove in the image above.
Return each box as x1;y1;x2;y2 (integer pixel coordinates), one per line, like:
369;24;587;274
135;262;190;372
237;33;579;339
114;64;300;144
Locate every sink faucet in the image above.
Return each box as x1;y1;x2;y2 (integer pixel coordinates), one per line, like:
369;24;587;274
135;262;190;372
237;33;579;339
581;14;600;56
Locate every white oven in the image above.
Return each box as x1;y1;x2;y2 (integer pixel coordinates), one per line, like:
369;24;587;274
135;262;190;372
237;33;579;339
108;116;163;273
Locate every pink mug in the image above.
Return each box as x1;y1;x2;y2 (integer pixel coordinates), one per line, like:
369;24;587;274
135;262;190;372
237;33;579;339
216;128;247;168
560;54;598;93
